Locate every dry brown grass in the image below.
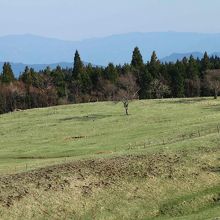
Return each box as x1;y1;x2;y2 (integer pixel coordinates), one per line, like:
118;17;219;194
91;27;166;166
0;147;219;220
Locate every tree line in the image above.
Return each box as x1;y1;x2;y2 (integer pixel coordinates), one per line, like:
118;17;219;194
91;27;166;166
0;48;220;114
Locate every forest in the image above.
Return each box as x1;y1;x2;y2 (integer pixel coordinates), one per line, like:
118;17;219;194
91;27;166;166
0;47;220;114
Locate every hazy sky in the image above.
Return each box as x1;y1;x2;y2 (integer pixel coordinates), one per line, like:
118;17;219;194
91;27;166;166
0;0;220;41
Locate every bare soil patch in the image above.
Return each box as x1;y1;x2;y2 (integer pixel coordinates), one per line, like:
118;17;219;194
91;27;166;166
0;148;218;208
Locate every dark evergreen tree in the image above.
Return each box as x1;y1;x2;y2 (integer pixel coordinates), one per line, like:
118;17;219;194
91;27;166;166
44;66;51;76
184;56;200;96
1;63;15;84
138;67;152;99
201;52;210;72
104;63;118;82
80;70;92;95
52;66;66;98
131;47;144;69
23;66;32;108
170;64;184;97
187;56;199;79
201;52;211;96
72;50;84;80
148;51;160;78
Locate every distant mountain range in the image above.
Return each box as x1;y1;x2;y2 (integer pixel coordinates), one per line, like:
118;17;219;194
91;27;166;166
160;52;204;63
0;62;80;77
1;32;220;75
160;52;220;63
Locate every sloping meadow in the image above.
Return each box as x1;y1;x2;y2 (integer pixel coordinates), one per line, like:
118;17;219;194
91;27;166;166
0;98;219;219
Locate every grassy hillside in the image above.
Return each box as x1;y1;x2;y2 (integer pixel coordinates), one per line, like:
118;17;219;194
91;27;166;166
0;98;220;219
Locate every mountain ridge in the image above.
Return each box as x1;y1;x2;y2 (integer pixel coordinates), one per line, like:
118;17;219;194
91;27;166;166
1;32;220;67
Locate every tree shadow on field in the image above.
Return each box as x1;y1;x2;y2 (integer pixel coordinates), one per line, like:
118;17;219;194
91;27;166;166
59;114;113;122
165;97;208;104
203;105;220;112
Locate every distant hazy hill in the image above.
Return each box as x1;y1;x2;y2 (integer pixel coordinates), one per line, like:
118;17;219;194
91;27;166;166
0;62;74;77
160;52;220;63
160;52;204;63
1;32;220;65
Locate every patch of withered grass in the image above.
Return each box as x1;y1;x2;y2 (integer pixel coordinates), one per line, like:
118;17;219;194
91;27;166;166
0;147;219;219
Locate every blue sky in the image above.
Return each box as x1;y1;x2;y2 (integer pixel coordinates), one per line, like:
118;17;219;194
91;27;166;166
0;0;220;40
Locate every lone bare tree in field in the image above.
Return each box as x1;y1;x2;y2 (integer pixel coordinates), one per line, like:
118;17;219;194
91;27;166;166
116;74;139;115
205;70;220;99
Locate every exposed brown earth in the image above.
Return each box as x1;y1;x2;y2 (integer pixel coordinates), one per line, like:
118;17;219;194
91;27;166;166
1;149;218;209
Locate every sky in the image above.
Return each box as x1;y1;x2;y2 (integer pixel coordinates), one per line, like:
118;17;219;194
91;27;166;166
0;0;220;41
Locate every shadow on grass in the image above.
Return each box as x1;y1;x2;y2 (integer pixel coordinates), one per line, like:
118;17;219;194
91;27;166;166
203;103;220;111
0;155;73;160
59;114;113;122
209;167;220;173
164;97;208;104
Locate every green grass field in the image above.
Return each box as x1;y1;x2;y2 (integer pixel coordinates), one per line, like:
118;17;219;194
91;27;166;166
0;98;220;219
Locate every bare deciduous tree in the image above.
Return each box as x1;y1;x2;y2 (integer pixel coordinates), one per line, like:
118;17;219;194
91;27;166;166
205;70;220;99
150;78;170;99
116;74;139;115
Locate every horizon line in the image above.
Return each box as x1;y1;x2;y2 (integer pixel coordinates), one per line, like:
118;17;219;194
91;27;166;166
1;31;220;42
